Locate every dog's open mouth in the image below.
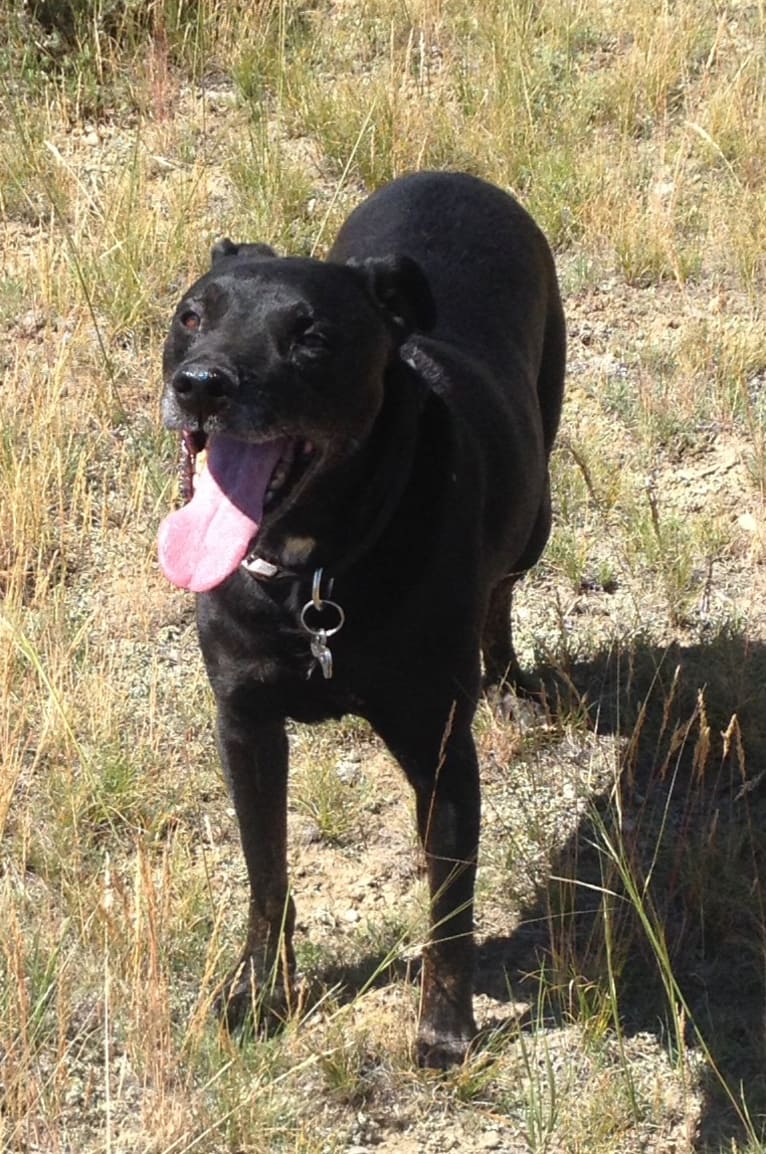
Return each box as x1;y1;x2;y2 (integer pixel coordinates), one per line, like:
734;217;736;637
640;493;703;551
158;431;314;593
178;431;313;508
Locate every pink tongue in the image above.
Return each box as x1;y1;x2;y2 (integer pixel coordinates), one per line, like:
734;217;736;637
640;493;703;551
158;434;287;592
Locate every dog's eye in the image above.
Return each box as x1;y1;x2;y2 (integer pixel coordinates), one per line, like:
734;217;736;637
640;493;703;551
299;330;329;351
292;319;331;355
180;309;201;332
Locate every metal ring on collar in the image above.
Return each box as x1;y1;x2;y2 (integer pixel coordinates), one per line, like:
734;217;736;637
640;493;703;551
311;567;335;609
300;598;345;637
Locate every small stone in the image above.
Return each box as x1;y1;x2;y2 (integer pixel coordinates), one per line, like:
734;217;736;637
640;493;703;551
508;697;543;733
336;757;361;784
64;1078;84;1105
18;309;45;336
299;820;322;845
479;1132;502;1150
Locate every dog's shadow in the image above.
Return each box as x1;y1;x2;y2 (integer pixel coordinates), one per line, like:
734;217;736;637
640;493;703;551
309;629;766;1149
474;628;766;1152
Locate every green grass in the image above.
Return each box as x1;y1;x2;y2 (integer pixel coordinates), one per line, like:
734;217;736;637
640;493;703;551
1;0;766;1150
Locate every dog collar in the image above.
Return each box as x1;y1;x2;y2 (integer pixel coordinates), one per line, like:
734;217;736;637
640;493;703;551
240;554;285;579
240;549;318;582
240;557;344;680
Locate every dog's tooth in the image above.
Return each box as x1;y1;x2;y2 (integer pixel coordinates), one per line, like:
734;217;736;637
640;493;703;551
188;447;208;495
179;440;192;502
262;440;307;510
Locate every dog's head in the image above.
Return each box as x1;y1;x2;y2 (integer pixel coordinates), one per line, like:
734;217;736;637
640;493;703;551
158;241;434;593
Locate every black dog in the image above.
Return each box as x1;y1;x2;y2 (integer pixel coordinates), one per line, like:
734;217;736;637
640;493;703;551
158;171;565;1067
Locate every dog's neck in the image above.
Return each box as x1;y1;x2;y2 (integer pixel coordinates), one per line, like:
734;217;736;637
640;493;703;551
241;354;432;586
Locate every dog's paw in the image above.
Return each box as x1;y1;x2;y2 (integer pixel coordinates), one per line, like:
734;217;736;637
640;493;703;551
415;1022;476;1069
214;959;293;1036
484;664;547;714
485;682;545;727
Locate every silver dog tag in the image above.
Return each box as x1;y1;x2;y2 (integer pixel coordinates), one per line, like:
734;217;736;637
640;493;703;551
310;631;333;679
301;569;345;680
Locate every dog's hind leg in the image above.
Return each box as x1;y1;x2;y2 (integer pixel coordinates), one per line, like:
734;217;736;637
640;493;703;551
481;574;525;699
481;481;552;705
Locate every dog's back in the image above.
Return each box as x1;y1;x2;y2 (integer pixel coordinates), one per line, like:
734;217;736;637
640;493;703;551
330;170;565;453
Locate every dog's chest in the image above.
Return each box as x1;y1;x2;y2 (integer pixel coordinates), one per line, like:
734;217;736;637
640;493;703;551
198;581;373;715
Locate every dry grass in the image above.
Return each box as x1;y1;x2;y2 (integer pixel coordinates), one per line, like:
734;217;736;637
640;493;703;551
1;0;766;1150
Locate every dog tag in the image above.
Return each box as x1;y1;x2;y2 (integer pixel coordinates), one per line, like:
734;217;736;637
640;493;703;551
301;569;345;681
310;630;333;679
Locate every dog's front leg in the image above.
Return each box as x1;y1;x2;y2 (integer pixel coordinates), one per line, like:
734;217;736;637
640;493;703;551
213;707;296;1032
415;723;480;1068
373;705;480;1067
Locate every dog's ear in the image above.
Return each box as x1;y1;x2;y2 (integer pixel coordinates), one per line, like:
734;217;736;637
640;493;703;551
348;255;436;337
210;239;277;266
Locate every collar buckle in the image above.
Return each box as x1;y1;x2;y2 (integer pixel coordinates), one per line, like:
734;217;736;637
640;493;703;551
241;555;280;579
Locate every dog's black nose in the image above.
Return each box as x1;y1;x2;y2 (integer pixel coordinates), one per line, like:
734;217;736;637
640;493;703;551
171;365;237;419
